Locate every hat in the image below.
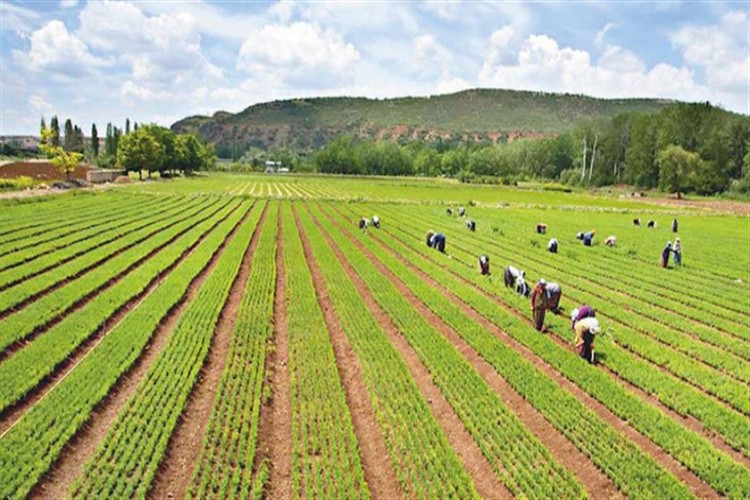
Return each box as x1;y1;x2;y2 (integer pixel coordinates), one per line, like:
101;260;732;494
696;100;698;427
590;324;601;334
570;308;580;322
539;279;547;286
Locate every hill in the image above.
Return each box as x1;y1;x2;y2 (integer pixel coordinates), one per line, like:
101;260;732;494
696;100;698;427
171;88;673;156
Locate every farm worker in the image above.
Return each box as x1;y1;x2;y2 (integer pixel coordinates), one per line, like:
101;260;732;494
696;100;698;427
372;215;380;229
570;304;596;331
446;208;453;216
547;238;558;253
605;235;616;247
466;220;476;232
515;276;530;297
426;231;447;253
358;218;370;230
478;255;491;275
536;223;547;234
582;231;595;246
661;242;672;268
545;282;562;312
530;279;548;331
648;220;656;228
633;218;641;226
672;237;682;266
458;206;466;217
576;232;584;241
574;317;600;364
672;218;678;233
503;265;524;288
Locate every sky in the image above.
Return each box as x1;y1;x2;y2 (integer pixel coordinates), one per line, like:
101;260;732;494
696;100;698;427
1;0;748;136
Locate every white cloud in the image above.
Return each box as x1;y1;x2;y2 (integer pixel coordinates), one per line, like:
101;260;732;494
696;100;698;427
12;20;112;77
0;2;38;33
237;22;360;87
672;10;749;92
60;0;78;8
29;95;53;114
486;26;521;66
595;22;617;48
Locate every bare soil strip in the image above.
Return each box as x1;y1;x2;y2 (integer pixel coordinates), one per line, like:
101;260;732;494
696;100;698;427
293;205;403;500
25;203;256;500
0;202;247;432
322;208;622;499
148;202;270;500
265;209;293;500
376;218;750;466
0;200;230;361
358;220;717;498
307;208;512;500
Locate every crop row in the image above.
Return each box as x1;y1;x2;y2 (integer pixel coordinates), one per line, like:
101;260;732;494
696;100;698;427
308;204;588;497
0;196;224;351
0;195;205;294
0;194;185;273
187;202;280;499
70;202;264;499
295;205;478;498
0;199;243;411
277;204;369;498
0;192;140;239
343;202;750;497
378;205;750;456
0;199;256;500
321;203;705;498
0;195;175;262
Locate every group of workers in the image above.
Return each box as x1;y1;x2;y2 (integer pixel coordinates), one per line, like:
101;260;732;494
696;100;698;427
661;237;683;267
358;215;381;231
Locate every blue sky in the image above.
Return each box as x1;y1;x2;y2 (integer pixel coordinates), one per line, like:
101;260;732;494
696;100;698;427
1;0;748;135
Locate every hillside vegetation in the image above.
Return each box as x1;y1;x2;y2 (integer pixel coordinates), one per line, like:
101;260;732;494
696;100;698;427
171;89;672;155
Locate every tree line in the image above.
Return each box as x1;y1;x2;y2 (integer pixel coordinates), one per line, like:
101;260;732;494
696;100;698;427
39;116;216;179
224;102;747;196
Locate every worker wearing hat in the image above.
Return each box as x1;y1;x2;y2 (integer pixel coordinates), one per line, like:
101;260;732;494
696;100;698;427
530;279;548;332
574;316;600;364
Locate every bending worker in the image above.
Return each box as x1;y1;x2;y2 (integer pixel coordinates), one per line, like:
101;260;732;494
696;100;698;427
605;235;616;247
358;218;370;231
530;279;548;332
536;223;548;234
426;230;447;253
545;282;562;312
548;238;558;253
574;316;600;364
582;230;595;246
478;255;490;275
466;220;476;232
372;215;380;229
570;304;596;331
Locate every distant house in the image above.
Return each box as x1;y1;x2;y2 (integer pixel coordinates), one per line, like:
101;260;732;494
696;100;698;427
265;160;286;173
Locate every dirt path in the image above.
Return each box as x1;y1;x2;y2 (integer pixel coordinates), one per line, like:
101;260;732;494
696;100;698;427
306;206;511;500
148;202;269;500
25;203;256;500
321;206;623;499
266;208;293;500
346;211;718;498
293;205;403;500
0;202;244;432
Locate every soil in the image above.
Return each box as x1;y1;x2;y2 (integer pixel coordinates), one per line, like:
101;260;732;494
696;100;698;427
293;205;403;499
266;209;293;499
148;202;269;500
23;202;254;500
307;206;512;499
638;196;750;216
0;161;91;181
322;206;623;499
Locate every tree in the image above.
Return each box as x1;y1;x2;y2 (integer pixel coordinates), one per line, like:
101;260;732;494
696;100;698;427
91;124;99;158
414;148;440;177
50;116;60;147
64;119;74;151
125;118;130;135
657;145;699;194
39;126;83;181
117;127;165;180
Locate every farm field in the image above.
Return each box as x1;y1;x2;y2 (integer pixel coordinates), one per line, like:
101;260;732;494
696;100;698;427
0;175;748;499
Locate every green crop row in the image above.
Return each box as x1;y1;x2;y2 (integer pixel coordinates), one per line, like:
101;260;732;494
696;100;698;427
0;196;219;312
71;202;265;499
0;194;173;262
348;203;750;497
0;201;257;500
277;204;369;499
187;202;280;499
295;204;478;498
379;205;750;456
0;196;224;351
0;195;203;292
0;199;244;411
0;194;185;273
323;202;697;499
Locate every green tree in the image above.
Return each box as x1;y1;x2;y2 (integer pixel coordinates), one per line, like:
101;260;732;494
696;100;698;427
63;119;74;152
625;113;658;187
50;116;60;147
657;144;699;194
414;148;440;177
117;127;165;180
39;126;83;181
91;124;99;158
125;118;130;135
